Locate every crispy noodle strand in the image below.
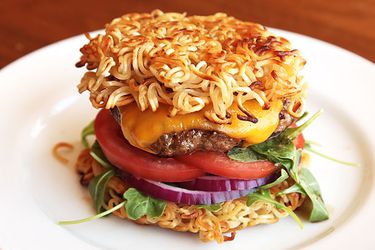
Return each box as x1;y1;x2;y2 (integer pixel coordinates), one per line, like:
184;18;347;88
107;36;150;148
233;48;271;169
75;149;305;243
52;142;74;165
77;10;306;123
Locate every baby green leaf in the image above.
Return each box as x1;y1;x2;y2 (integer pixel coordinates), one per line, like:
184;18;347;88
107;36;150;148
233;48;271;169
90;141;113;168
227;147;263;162
281;110;322;141
296;111;308;122
260;169;289;190
227;111;329;223
251;138;298;178
305;142;359;167
196;202;223;212
299;168;329;222
247;189;303;228
291;150;302;182
58;201;125;225
123;188;166;220
81;120;95;148
88;169;115;213
277;183;306;196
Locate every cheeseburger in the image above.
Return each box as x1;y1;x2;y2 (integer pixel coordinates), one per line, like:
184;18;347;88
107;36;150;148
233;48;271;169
61;10;329;243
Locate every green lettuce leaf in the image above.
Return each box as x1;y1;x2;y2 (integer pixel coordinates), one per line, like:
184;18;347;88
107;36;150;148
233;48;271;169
277;183;306;196
260;169;289;190
196;202;223;212
299;168;329;222
88;169;115;213
59;201;125;225
251;140;299;180
281;110;322;141
81;120;95;148
305;142;358;167
227;147;263;162
247;189;303;228
123;188;166;220
251;110;322;177
228;111;329;223
90;141;113;168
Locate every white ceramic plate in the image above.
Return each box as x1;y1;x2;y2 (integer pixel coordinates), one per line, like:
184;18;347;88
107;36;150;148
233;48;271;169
0;29;374;250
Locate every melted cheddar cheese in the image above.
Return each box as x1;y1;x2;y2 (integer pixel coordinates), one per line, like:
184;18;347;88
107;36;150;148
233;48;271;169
119;100;283;153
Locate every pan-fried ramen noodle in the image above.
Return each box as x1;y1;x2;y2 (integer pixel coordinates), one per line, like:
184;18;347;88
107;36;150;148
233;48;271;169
77;10;306;123
52;142;74;165
75;149;305;243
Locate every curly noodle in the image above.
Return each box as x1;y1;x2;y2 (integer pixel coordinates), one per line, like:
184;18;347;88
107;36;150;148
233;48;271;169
75;149;305;243
52;142;74;165
77;10;306;123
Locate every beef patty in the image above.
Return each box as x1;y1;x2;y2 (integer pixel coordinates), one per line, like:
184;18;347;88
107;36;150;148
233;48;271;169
110;101;295;157
150;130;240;156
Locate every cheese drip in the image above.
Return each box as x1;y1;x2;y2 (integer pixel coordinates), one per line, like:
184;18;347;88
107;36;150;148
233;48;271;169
119;100;283;153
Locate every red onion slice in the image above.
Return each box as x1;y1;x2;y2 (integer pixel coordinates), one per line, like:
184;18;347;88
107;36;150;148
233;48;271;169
177;174;277;192
125;175;258;205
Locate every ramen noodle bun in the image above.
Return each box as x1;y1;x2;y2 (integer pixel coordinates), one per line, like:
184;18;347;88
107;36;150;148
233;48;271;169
75;149;306;243
77;10;306;123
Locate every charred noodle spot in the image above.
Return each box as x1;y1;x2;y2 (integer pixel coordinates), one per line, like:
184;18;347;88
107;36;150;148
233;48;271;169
237;104;258;123
75;150;305;243
262;102;271;110
237;114;258;123
77;10;306;123
223;232;236;242
249;80;265;91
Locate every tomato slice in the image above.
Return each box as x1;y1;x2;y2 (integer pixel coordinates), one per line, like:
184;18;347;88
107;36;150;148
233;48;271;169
289;123;305;149
176;152;277;179
294;133;305;149
176;129;304;179
94;109;205;182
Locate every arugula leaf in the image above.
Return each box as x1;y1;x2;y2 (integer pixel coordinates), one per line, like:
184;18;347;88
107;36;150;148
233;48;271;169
291;150;301;182
247;189;303;228
251;138;299;180
305;140;321;147
90;141;113;168
59;201;125;225
229;111;323;173
251;111;323;182
123;188;166;220
237;111;329;223
305;142;359;167
227;147;263;162
60;188;167;225
282;110;322;141
88;169;115;213
296;111;308;122
277;183;306;196
260;169;289;190
81;120;95;148
298;168;329;222
196;202;223;212
252;140;328;222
